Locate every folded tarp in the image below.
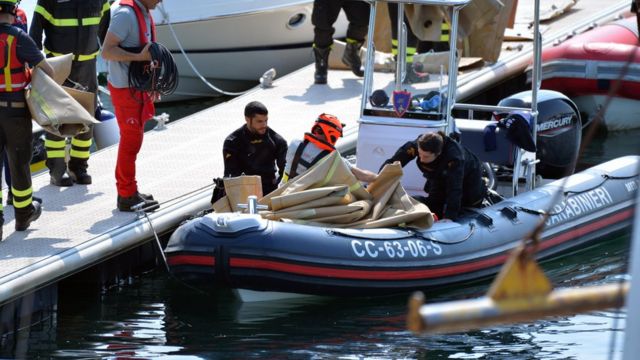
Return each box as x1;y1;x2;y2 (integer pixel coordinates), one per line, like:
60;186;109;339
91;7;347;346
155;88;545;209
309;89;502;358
260;151;434;230
26;54;99;137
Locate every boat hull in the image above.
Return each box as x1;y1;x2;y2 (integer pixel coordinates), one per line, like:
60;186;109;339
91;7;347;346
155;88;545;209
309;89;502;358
572;95;640;131
165;156;639;297
540;18;640;129
152;1;348;100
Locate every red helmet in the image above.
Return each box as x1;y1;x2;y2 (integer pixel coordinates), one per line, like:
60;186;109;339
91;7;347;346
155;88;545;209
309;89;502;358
312;113;345;145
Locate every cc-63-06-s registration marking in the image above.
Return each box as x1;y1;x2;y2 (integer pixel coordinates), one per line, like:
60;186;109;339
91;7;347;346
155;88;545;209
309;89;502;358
350;240;442;259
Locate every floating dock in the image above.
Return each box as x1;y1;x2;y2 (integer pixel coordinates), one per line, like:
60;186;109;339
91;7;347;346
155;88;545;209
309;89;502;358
0;0;630;334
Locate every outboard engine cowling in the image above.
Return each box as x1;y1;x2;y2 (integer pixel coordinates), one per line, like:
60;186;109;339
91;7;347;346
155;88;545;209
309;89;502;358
497;90;581;179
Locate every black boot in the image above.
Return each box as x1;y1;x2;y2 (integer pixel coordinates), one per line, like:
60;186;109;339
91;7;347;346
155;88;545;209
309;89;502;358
118;193;159;213
137;191;155;201
342;40;364;77
313;46;330;84
5;191;12;207
15;200;42;231
68;158;92;185
0;211;4;240
46;158;73;187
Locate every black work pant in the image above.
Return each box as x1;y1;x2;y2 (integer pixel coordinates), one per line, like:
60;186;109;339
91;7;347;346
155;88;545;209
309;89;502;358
0;105;33;209
44;58;97;163
312;0;370;49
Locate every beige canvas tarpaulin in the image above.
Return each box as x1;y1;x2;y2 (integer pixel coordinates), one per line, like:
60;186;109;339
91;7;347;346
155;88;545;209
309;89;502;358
259;152;434;230
405;4;446;42
269;185;354;212
212;175;263;213
47;53;73;85
265;200;372;224
465;0;517;63
344;161;433;229
26;54;99;137
378;0;510;63
260;151;372;205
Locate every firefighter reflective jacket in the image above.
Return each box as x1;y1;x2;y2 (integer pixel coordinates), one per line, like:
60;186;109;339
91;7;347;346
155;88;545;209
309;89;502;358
30;0;110;61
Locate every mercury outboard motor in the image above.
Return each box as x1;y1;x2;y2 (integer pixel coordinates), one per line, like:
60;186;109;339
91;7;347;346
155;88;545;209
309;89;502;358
496;90;581;179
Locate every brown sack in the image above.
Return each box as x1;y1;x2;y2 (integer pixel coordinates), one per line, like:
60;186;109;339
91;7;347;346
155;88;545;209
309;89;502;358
223;175;263;212
27;67;99;137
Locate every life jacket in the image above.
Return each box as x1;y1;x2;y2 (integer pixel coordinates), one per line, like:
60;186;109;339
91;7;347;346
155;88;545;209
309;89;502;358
119;0;156;44
0;27;30;92
34;0;110;61
284;133;335;182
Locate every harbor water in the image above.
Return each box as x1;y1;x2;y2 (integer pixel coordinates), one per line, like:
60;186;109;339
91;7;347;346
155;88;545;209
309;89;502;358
2;126;637;359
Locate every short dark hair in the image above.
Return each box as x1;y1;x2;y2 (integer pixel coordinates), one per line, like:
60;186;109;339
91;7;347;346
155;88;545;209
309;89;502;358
244;101;268;118
417;131;445;155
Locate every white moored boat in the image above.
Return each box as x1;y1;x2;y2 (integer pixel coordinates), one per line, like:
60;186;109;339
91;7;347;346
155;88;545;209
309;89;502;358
152;0;348;100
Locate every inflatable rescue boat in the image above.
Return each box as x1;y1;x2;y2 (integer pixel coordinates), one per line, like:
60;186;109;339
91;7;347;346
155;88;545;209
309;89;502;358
165;156;638;298
164;0;637;300
539;17;640;130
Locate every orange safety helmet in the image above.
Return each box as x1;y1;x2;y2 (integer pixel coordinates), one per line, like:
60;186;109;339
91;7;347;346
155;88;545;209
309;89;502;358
311;113;345;146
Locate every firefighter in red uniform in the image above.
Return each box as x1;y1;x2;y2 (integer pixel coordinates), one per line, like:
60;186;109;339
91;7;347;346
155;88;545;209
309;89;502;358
0;0;55;236
30;0;111;187
101;0;161;212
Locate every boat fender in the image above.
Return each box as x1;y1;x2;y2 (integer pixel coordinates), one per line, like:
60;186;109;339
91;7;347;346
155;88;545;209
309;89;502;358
93;108;121;149
201;213;267;234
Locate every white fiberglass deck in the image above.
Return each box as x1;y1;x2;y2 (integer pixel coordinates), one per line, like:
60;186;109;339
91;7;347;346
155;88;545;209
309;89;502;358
0;0;628;305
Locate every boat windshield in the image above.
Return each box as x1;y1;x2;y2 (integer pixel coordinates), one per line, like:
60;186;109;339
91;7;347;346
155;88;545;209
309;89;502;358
359;0;472;132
